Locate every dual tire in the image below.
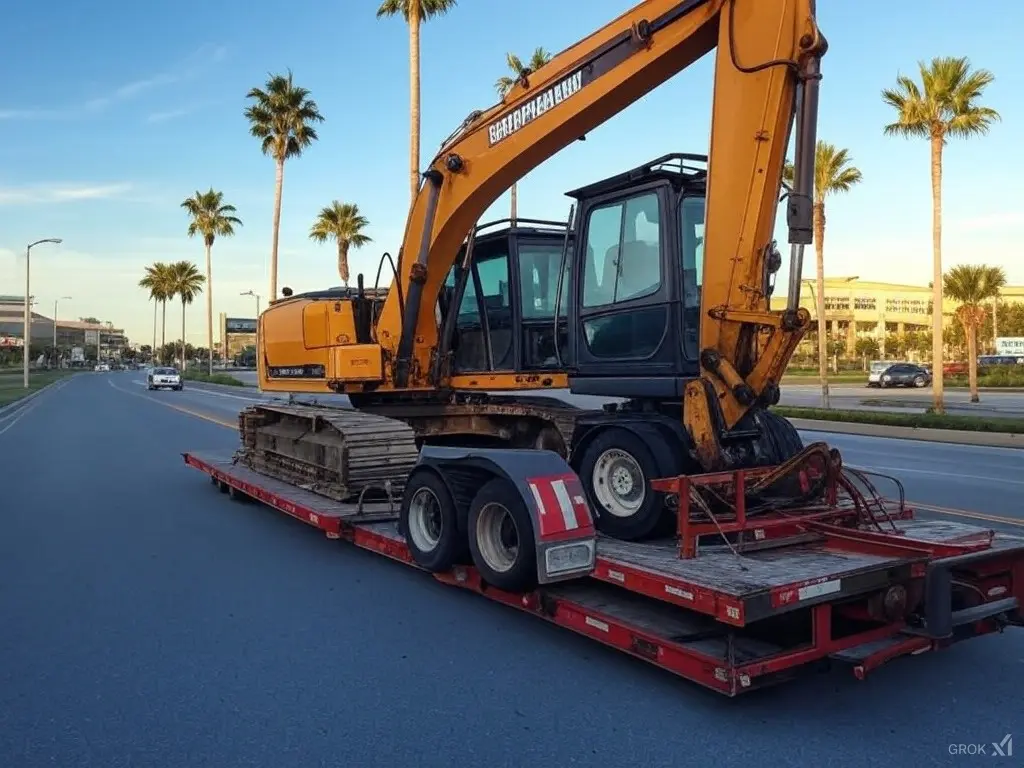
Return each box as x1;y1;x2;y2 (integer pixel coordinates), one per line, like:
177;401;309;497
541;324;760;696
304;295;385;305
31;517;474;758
400;471;536;593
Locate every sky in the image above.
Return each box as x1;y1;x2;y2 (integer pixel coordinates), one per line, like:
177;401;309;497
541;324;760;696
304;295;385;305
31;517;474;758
1;0;1021;347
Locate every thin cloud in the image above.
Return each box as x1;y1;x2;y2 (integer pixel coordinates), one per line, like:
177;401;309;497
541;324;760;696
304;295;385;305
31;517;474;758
145;104;200;124
0;182;133;205
0;44;228;121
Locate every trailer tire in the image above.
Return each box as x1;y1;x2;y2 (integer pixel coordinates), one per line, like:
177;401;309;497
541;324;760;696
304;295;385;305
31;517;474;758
400;470;466;573
468;478;537;593
577;427;670;541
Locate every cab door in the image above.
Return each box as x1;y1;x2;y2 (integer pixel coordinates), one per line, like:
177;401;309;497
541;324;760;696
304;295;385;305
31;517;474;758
568;183;681;395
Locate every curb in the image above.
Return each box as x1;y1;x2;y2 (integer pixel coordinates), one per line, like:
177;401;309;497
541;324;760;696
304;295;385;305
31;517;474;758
787;417;1023;450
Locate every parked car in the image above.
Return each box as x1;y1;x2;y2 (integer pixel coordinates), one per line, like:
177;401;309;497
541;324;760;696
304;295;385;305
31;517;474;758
877;362;931;388
147;366;183;391
867;360;906;387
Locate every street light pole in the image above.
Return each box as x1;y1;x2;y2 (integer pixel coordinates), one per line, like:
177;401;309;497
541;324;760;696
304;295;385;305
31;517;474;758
53;296;72;367
240;290;261;316
24;238;63;388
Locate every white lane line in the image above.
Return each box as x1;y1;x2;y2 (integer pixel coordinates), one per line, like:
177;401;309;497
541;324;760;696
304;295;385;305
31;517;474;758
849;462;1024;487
0;377;72;436
130;379;264;402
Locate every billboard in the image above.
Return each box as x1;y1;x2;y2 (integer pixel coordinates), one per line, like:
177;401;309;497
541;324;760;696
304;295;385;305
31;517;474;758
225;317;257;334
995;337;1024;356
84;329;99;345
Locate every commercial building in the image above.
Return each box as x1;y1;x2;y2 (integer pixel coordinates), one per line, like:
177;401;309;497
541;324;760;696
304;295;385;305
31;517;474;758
770;278;1024;356
0;295;129;359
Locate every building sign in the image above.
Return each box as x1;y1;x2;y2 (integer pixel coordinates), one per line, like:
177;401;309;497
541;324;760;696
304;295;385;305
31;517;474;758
0;335;23;348
84;329;99;345
996;337;1024;355
225;318;257;334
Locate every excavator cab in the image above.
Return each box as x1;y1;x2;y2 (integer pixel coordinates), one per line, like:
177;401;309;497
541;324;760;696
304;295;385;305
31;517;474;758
438;153;709;402
565;153;707;399
438;218;572;377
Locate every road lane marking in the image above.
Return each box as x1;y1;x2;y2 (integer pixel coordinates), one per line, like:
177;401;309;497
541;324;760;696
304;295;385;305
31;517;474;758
130;379;264;403
0;377;72;436
849;462;1024;487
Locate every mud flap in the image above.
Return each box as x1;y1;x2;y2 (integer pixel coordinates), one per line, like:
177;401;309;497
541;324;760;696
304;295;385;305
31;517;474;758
416;445;597;585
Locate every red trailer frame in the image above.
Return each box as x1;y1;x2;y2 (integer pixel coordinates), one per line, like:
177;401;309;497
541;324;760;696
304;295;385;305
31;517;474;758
182;450;1024;696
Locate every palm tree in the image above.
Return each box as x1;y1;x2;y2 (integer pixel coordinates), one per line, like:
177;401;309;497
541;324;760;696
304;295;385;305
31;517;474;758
495;47;552;222
181;188;242;374
309;202;373;287
167;260;206;370
881;56;1000;413
139;263;169;364
138;262;175;364
943;264;1006;403
376;0;459;205
244;70;324;302
783;141;863;408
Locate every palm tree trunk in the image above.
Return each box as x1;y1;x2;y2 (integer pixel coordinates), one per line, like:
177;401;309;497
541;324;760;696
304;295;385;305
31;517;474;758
181;299;187;370
930;132;945;414
967;324;979;403
269;157;285;302
338;241;350;286
510;183;518;222
992;299;999;352
813;202;829;408
205;241;214;375
161;300;168;364
408;3;422;205
151;299;157;365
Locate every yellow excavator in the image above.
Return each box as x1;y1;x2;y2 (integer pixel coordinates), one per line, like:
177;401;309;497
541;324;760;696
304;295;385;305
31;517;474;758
237;0;824;542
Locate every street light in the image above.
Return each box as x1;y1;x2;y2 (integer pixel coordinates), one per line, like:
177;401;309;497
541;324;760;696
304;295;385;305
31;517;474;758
24;238;63;388
240;290;261;316
53;296;71;367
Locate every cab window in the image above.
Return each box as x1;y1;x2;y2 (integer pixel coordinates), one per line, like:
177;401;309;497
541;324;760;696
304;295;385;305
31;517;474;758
582;192;662;308
518;242;569;319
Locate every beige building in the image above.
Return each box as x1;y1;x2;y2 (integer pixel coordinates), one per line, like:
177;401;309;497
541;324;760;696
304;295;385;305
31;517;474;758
770;278;1024;357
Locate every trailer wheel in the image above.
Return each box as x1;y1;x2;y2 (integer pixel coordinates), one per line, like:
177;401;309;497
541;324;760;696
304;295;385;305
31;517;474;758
468;478;537;593
400;471;466;573
577;428;670;541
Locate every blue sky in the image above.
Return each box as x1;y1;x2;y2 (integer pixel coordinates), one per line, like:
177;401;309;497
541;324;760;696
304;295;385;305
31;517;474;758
1;0;1021;345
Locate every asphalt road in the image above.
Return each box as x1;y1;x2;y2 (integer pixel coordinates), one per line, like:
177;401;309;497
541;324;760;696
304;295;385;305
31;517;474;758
1;371;1021;767
227;369;1024;418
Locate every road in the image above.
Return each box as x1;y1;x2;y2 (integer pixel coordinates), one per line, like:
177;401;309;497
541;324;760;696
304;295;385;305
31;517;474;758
0;371;1020;767
228;369;1024;418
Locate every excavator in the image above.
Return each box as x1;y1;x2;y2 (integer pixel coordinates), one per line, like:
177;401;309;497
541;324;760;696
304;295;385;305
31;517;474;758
237;0;825;543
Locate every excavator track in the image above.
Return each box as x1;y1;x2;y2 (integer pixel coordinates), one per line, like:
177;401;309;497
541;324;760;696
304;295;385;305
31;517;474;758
236;404;420;504
234;396;589;507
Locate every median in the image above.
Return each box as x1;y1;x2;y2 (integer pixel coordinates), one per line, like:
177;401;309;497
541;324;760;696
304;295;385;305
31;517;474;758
772;405;1024;448
181;369;247;387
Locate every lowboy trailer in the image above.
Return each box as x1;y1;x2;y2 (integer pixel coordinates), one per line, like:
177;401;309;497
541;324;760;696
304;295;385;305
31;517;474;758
182;441;1024;696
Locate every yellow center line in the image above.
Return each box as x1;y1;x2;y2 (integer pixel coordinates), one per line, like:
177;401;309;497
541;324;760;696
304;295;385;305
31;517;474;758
111;379;1024;530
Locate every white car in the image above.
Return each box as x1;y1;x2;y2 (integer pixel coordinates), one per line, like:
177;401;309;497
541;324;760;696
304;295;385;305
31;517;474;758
148;366;183;391
94;363;110;372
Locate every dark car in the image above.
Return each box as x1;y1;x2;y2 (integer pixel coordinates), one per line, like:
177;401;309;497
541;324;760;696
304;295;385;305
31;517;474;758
878;362;931;388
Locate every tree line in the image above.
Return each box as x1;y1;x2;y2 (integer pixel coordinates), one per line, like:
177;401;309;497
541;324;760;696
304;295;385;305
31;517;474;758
137;2;1002;413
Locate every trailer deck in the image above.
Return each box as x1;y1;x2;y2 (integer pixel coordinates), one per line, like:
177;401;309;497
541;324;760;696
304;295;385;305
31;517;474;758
183;450;1024;695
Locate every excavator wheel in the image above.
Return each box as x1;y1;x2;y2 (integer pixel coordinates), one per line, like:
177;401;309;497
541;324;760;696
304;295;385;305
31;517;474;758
400;469;468;573
756;409;805;464
576;427;680;542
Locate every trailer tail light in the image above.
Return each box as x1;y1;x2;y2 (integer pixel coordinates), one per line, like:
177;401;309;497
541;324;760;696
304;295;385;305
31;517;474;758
544;540;595;577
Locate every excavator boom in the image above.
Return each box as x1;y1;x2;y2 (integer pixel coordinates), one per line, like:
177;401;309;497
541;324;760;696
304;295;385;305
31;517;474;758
248;0;827;529
370;0;823;466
